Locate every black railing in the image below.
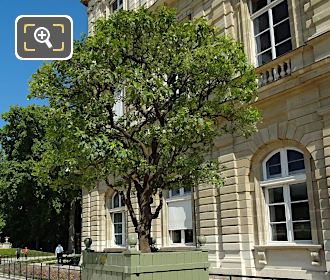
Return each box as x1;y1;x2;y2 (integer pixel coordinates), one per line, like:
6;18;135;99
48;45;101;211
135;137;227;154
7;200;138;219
0;262;81;279
211;274;299;280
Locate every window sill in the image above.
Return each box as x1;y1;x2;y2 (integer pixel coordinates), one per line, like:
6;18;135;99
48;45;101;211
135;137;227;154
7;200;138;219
254;244;322;251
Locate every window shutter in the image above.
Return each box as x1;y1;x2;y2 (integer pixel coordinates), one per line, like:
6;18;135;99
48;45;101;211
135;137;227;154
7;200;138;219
168;199;192;230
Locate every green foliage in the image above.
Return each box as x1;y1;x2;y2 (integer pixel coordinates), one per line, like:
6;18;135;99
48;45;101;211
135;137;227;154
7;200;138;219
29;7;260;250
0;248;52;257
0;212;5;233
30;7;259;191
0;106;80;251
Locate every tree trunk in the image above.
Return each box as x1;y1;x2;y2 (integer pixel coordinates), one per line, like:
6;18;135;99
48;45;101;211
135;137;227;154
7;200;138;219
67;200;76;253
139;231;151;253
137;190;153;253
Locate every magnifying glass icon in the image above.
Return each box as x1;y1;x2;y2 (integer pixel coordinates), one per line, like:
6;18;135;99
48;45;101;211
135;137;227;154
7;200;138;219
34;27;53;49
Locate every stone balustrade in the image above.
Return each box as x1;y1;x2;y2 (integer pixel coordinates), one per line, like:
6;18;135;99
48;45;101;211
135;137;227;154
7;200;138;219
256;52;296;87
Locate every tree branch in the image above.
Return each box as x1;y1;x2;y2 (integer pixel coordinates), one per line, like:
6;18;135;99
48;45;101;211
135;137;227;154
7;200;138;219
152;191;163;219
106;103;150;158
120;182;139;231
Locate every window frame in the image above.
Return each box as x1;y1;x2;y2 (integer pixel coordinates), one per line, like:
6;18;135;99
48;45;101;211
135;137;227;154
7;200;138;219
249;0;292;66
109;193;126;247
166;187;194;247
261;148;313;244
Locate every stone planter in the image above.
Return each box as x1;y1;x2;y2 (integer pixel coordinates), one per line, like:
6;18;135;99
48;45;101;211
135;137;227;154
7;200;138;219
82;250;209;280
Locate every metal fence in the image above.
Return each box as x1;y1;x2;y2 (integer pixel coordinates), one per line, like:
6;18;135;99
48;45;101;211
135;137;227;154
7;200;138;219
0;262;81;280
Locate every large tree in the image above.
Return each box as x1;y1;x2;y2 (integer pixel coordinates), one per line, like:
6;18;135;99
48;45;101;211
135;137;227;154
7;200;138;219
0;106;81;251
29;7;260;252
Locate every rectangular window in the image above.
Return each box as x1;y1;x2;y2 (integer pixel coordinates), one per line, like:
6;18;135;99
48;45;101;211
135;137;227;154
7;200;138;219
250;0;292;66
112;212;124;245
266;183;312;242
167;192;193;246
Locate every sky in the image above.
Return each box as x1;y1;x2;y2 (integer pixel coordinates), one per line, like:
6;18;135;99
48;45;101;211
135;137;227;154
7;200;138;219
0;1;88;127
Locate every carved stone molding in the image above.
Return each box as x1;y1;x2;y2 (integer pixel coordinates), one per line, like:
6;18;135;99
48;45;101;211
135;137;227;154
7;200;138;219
310;250;321;266
254;244;322;267
256;250;267;265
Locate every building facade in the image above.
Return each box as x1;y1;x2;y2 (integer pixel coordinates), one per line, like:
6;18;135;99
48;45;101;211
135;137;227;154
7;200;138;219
80;0;330;279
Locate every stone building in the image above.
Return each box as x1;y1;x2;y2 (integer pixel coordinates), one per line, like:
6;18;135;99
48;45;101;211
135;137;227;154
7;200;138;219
80;0;330;279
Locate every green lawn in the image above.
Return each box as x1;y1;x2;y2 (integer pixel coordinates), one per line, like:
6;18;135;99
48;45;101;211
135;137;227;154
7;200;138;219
0;248;53;257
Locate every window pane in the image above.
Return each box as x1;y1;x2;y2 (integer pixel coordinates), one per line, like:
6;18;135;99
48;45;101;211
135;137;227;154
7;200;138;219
267;152;281;165
269;205;286;222
290;183;308;201
287;150;304;162
112;1;118;11
274;20;291;44
256;32;271;53
115;234;123;245
268;165;282;177
268;187;284;203
251;0;268;13
253;12;269;34
266;152;282;178
293;222;312;240
257;50;272;65
288;158;305;173
271;223;288;241
114;223;122;233
171;189;180;197
185;229;193;243
291;202;310;221
276;40;292;57
113;194;120;208
272;0;289;24
113;213;122;223
183;187;191;194
172;230;181;243
119;0;123;6
288;150;305;174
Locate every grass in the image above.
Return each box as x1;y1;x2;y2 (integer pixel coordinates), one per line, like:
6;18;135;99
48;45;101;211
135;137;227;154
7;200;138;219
0;248;53;257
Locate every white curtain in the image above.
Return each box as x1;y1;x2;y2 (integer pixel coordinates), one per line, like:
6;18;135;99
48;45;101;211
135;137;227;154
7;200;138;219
168;199;192;230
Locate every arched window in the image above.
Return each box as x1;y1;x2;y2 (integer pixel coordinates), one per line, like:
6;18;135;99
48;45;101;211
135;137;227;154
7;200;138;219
109;193;125;246
261;148;311;243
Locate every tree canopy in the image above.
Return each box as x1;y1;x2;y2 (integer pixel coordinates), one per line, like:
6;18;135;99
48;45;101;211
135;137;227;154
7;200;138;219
0;106;81;251
29;7;260;252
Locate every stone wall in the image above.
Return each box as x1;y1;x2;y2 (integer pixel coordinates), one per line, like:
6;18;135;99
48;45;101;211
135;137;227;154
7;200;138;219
80;0;330;278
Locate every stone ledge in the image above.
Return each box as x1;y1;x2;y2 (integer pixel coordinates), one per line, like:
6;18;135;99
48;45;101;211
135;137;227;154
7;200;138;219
254;244;322;250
